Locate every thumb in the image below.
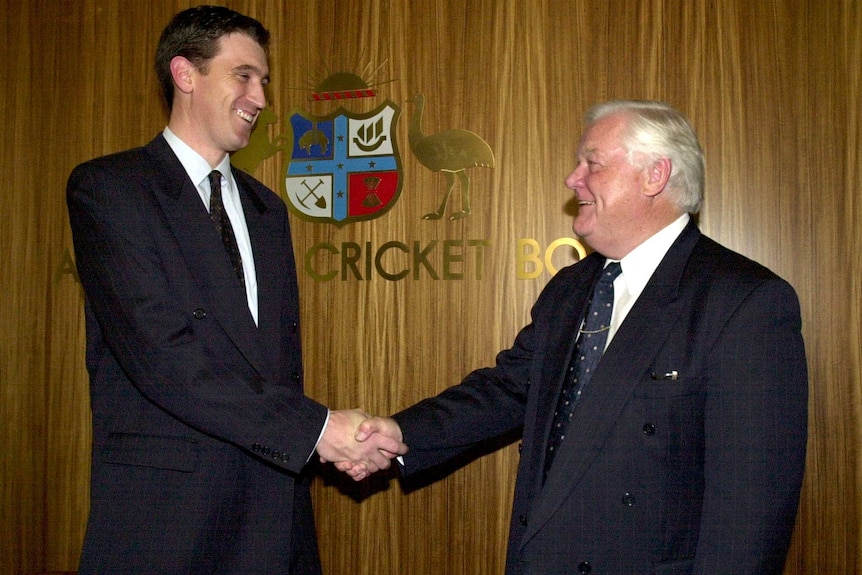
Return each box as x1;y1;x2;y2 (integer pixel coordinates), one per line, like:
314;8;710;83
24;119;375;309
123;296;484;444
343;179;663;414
355;418;377;442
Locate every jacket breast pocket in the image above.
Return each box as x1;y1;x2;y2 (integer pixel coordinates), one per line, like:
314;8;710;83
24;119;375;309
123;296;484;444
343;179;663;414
633;374;705;468
633;376;701;399
101;432;199;472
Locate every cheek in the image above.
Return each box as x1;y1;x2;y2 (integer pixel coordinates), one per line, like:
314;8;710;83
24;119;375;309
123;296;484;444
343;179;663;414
596;174;637;207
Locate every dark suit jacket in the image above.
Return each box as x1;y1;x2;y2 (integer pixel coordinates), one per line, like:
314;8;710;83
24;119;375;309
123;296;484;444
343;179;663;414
67;135;327;575
394;221;808;575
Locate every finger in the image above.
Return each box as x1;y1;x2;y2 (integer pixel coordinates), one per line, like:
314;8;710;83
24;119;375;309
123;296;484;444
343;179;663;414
377;448;404;459
345;462;368;476
360;457;384;474
367;434;407;456
366;452;391;472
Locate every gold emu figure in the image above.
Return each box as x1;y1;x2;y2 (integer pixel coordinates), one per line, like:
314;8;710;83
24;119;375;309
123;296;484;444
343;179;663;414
406;94;495;220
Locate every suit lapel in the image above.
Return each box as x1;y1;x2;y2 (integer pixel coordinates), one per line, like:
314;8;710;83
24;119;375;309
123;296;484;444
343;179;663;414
532;254;604;460
234;169;282;380
144;136;271;381
523;223;702;545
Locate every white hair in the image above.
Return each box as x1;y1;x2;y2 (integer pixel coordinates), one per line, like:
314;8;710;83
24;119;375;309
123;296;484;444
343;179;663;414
585;100;705;214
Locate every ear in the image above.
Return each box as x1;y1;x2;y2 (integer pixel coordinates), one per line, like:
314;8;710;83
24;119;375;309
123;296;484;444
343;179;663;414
643;157;671;197
170;56;196;96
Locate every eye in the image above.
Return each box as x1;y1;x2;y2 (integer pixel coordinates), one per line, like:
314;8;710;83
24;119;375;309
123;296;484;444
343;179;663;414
587;160;602;173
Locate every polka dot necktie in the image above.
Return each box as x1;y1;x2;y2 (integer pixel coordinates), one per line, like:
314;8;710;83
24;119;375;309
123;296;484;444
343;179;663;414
208;170;245;291
544;262;622;479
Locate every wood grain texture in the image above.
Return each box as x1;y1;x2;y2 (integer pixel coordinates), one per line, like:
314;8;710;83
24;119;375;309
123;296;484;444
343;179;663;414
0;1;858;573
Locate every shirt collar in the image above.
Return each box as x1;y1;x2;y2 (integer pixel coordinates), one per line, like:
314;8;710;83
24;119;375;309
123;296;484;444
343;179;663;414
613;213;690;296
163;127;231;189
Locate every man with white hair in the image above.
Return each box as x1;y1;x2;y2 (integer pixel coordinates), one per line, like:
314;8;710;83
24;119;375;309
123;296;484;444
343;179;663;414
357;100;808;575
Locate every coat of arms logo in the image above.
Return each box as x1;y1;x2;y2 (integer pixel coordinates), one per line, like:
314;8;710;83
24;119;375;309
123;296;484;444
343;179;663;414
284;101;402;226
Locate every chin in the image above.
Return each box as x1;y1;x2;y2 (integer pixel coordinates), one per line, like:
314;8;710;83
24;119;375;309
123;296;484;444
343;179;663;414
230;135;251;151
572;220;590;238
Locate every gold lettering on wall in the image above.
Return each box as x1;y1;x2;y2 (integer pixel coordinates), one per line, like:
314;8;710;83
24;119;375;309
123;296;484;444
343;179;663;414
55;247;80;285
516;237;587;279
303;237;586;282
304;239;491;281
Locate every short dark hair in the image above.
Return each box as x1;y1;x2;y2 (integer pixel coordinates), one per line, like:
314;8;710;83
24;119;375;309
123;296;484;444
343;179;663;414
155;5;270;109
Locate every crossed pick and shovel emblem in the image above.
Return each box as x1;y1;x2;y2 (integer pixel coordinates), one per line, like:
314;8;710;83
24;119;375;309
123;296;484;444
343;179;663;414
299;178;327;209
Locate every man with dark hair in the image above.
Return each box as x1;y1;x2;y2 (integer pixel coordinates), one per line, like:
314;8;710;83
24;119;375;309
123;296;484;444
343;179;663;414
356;100;808;575
67;6;405;574
154;5;271;110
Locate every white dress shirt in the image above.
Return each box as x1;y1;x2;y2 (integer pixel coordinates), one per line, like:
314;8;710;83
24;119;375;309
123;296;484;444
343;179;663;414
604;213;690;348
163;128;259;325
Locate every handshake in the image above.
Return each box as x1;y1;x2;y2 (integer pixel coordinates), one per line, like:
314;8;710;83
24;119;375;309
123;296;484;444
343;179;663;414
316;409;407;481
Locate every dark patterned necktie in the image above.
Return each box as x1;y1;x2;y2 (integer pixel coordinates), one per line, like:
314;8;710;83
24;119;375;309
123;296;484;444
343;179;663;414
544;262;622;478
208;170;245;290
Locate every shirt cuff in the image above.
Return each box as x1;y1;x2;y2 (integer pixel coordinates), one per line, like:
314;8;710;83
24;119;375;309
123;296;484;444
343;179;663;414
309;409;331;462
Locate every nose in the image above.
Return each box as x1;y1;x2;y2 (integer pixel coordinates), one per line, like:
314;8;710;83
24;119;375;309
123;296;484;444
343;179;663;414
249;80;267;110
565;165;585;190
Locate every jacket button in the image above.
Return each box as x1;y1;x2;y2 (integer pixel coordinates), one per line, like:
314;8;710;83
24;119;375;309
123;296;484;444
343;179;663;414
192;308;207;320
518;442;523;454
292;373;301;383
519;514;527;526
291;321;299;333
578;561;591;573
622;492;636;507
642;423;656;435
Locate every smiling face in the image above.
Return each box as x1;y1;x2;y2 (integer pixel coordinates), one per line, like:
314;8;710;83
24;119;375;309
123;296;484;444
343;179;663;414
170;32;269;166
564;112;662;258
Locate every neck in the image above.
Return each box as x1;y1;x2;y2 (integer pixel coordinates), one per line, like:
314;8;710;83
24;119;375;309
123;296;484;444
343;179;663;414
168;114;227;168
598;209;685;260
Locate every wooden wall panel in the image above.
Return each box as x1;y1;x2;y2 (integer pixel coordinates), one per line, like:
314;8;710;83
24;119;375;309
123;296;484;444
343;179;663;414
1;1;859;574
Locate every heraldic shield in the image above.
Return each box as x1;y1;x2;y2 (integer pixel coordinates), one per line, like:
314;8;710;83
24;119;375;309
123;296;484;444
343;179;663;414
285;101;402;225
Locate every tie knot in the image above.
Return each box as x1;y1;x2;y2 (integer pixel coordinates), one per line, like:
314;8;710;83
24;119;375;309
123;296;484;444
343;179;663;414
601;261;622;284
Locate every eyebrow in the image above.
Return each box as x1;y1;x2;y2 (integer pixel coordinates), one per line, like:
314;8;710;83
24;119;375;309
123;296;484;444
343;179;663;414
578;146;600;160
